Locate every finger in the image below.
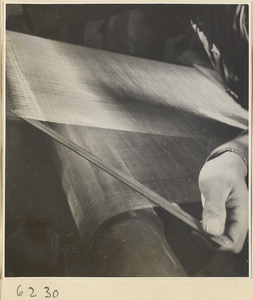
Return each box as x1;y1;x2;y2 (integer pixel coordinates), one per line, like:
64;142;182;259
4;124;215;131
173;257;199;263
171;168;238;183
221;182;248;253
201;180;230;236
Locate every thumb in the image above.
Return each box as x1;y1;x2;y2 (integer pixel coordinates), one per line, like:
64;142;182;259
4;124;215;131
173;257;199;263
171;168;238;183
200;184;229;236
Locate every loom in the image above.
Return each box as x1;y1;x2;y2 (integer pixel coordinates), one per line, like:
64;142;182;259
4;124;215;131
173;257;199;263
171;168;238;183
5;30;248;276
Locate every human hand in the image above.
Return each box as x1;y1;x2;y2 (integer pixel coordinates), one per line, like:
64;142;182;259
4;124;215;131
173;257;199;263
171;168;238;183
198;151;248;253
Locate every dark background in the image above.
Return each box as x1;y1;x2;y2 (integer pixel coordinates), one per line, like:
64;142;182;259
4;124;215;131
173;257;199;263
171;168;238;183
6;4;210;66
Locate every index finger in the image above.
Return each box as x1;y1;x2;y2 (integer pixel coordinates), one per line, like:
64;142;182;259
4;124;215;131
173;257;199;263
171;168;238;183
216;184;248;253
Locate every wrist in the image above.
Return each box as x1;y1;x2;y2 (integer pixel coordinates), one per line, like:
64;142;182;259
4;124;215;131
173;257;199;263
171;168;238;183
209;151;248;179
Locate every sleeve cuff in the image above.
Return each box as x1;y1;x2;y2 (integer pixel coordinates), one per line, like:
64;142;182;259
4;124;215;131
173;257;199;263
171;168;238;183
206;130;248;169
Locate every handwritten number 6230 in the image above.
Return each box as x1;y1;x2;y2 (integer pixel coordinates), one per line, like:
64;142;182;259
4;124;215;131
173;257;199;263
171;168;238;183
17;285;59;298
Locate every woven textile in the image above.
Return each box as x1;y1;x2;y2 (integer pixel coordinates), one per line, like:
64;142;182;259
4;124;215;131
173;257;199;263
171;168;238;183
7;31;247;133
6;31;248;242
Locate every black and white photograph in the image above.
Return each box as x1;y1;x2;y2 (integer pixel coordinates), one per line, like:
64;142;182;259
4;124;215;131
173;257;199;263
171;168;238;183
4;3;249;278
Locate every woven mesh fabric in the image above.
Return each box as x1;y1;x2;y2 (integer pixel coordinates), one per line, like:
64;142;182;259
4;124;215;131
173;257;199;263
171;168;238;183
6;31;248;241
7;31;247;133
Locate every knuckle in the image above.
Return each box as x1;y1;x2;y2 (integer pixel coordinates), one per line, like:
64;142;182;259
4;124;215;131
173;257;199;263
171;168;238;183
204;205;225;216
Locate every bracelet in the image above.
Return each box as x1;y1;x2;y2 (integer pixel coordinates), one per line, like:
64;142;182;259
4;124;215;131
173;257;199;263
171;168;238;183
206;148;248;169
